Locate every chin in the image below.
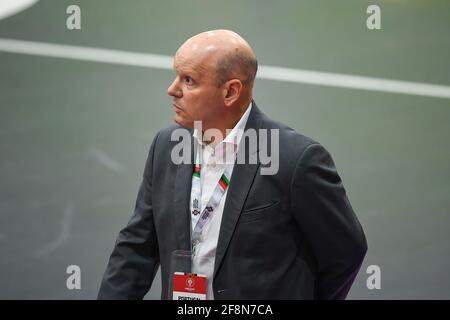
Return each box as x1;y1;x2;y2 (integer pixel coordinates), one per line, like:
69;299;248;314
174;116;193;129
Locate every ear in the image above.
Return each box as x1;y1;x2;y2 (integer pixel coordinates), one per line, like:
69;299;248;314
223;79;243;107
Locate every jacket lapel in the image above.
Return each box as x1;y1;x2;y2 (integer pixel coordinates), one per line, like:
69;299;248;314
173;130;195;251
171;102;265;267
214;101;263;278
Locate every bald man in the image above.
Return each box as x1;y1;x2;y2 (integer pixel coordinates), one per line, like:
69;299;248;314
98;30;367;300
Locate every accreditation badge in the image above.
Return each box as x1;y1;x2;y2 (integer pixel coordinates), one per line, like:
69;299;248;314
172;272;207;300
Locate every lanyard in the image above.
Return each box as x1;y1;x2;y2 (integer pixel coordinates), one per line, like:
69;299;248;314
190;160;232;256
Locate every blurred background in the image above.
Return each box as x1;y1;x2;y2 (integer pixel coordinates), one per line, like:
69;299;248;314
0;0;449;299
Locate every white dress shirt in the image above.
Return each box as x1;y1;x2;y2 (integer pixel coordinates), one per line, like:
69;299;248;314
190;103;252;300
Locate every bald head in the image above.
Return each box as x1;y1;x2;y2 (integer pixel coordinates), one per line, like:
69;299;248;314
168;30;257;132
177;29;258;88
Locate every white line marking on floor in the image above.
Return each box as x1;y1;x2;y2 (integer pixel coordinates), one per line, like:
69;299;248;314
88;146;126;174
0;0;39;20
0;38;173;69
34;203;73;257
1;38;450;99
257;66;450;99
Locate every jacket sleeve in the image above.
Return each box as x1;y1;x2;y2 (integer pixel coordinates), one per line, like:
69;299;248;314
290;143;367;299
98;132;160;299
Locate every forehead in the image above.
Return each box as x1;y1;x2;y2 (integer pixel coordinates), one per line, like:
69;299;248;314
173;45;216;77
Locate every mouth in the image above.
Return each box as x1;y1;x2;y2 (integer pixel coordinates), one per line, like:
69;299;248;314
172;103;183;113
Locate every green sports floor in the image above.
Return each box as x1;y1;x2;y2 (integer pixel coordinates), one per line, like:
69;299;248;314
0;0;449;299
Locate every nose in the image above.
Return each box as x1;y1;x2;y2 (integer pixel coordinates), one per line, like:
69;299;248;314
167;77;182;98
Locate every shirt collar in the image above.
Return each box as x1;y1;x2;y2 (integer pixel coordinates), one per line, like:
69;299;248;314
192;102;252;148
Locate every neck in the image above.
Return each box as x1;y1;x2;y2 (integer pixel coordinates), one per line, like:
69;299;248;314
202;102;249;146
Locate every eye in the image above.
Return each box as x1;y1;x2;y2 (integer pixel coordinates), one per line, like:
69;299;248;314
184;76;194;85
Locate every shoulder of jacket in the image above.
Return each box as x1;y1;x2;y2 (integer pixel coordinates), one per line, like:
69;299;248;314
260;115;320;157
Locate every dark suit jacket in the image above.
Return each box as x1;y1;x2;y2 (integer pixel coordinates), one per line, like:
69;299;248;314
98;101;367;300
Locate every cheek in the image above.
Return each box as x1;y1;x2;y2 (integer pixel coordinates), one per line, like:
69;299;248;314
200;89;221;105
185;88;221;117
